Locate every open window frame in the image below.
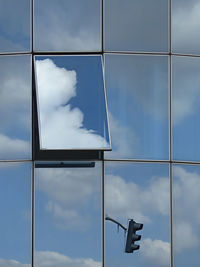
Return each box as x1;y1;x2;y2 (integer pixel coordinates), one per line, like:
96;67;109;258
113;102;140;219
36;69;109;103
32;54;111;161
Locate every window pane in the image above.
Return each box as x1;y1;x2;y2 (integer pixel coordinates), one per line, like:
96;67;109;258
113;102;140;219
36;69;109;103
105;162;170;267
172;56;200;161
173;164;200;267
105;54;169;160
104;0;168;52
0;162;31;266
34;0;101;52
172;0;200;54
0;0;30;52
35;55;110;150
0;55;31;160
35;162;102;267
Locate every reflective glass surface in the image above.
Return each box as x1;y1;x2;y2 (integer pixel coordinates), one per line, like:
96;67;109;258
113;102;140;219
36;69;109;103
105;162;170;267
34;0;101;52
104;0;168;52
173;164;200;267
0;55;31;160
35;55;110;150
172;0;200;54
35;162;102;267
0;0;30;52
105;54;169;160
172;56;200;161
0;162;31;266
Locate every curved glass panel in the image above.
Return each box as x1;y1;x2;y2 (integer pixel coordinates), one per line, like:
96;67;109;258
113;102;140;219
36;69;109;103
35;162;102;267
0;0;30;53
105;54;169;160
172;0;200;54
104;0;168;52
35;55;110;150
34;0;101;52
0;55;31;160
173;164;200;267
105;162;170;267
172;56;200;161
0;162;31;266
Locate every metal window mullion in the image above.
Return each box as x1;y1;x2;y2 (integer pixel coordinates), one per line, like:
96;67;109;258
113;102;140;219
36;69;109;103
31;161;35;267
102;159;105;267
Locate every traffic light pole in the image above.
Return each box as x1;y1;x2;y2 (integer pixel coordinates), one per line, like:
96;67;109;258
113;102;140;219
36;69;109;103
105;216;127;232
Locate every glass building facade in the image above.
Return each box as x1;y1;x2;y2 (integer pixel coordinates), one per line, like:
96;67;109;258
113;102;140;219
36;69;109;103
0;0;200;267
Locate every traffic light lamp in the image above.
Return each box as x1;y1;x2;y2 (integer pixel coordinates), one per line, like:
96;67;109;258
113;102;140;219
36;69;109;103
125;219;143;253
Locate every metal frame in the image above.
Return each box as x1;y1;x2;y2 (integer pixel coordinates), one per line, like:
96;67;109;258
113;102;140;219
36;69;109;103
0;0;200;266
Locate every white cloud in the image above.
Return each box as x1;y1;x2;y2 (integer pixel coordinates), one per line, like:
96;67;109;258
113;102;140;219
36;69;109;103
35;251;101;267
174;222;199;253
36;59;108;149
0;251;101;267
105;173;169;224
141;238;170;267
172;1;200;53
34;1;100;51
0;134;30;158
105;113;140;158
0;258;29;267
36;167;100;230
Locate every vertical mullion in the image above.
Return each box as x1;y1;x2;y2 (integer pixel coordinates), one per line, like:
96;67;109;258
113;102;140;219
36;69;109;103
169;0;173;266
102;0;104;53
102;158;105;267
31;162;35;267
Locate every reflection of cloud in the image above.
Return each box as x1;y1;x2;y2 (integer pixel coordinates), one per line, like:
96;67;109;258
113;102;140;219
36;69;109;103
172;1;200;53
0;56;31;158
0;0;30;51
35;251;101;267
172;57;200;124
0;258;29;267
105;174;169;223
105;113;140;158
36;59;108;149
34;0;100;51
141;238;170;267
106;165;200;256
174;222;199;252
0;134;29;158
105;54;168;119
36;167;100;230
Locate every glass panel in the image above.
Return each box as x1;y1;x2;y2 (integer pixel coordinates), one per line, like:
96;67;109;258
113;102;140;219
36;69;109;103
173;164;200;267
172;56;200;161
35;55;110;150
35;162;102;267
0;162;31;266
105;54;169;160
105;162;170;267
172;0;200;54
0;0;30;52
0;55;31;160
34;0;101;52
104;0;168;52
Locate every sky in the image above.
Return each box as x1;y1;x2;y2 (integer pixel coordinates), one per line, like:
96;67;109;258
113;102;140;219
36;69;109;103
35;163;102;267
0;0;30;52
104;0;168;52
34;0;101;51
172;56;200;161
0;55;31;159
105;162;200;267
104;54;169;160
35;56;110;150
1;0;200;54
0;163;31;265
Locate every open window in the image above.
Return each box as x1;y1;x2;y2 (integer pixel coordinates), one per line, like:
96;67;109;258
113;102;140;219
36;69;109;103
33;55;111;160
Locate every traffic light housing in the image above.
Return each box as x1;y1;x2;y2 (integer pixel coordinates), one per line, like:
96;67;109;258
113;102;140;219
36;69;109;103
125;219;143;253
